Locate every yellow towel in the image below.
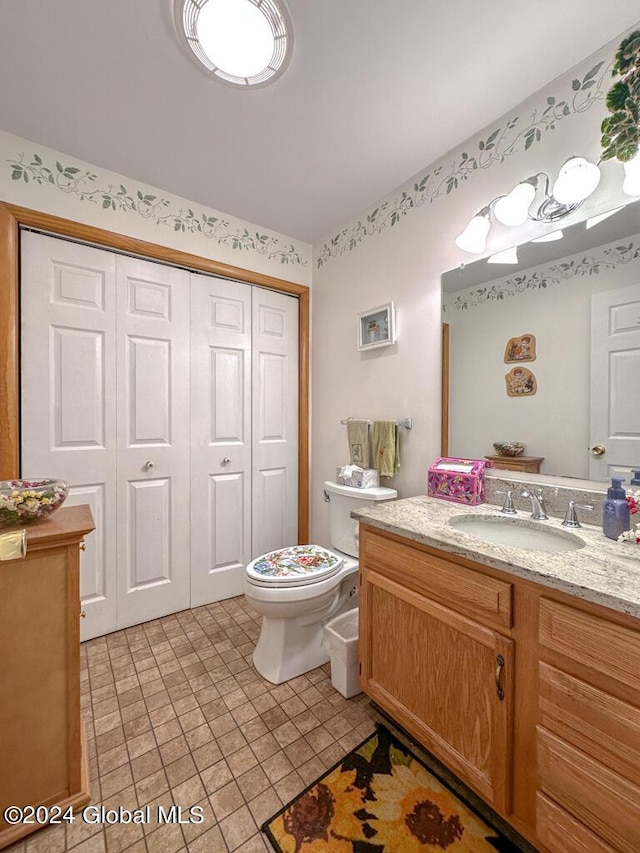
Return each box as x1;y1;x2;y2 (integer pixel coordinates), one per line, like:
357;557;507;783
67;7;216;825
347;420;371;467
373;420;399;477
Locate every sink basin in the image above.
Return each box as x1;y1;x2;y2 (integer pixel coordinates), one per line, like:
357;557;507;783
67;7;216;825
449;514;584;553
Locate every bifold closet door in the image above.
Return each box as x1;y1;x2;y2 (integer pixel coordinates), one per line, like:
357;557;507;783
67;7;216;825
189;279;299;603
21;233;118;639
115;255;191;630
252;287;299;557
21;233;191;639
190;273;252;604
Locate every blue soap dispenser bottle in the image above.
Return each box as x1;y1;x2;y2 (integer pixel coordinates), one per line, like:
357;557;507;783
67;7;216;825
603;477;631;540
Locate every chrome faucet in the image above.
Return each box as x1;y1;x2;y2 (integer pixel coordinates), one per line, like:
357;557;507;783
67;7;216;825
562;500;593;528
521;488;548;520
496;489;517;514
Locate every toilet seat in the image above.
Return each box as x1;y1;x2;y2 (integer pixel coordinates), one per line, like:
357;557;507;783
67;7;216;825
246;544;344;588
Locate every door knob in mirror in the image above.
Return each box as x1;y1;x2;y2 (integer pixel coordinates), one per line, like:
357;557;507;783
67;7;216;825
590;444;606;456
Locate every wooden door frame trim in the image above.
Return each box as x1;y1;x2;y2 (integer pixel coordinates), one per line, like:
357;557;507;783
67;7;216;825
0;202;310;541
441;322;449;457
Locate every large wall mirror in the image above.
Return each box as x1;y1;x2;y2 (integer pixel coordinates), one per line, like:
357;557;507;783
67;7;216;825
442;199;640;482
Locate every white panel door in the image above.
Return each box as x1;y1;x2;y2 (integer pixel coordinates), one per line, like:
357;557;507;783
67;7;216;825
190;273;252;604
21;233;117;640
590;283;640;480
115;256;191;628
252;288;299;557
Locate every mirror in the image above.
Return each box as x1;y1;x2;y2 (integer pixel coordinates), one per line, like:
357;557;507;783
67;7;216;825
442;199;640;480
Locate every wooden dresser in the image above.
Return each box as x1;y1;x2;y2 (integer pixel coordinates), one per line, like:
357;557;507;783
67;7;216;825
0;505;95;849
485;454;544;473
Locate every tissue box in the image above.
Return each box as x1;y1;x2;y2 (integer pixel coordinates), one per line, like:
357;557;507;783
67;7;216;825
336;467;380;489
427;457;490;506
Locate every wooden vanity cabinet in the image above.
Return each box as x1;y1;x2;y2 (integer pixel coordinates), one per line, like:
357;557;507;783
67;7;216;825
358;522;640;853
0;505;95;850
536;599;640;853
358;527;514;813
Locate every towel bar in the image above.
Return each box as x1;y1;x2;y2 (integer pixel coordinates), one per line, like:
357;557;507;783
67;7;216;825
340;417;412;429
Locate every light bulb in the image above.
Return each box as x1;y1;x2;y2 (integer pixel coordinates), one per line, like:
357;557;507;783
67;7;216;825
552;157;601;205
623;151;640;197
494;182;536;227
488;247;519;264
455;213;490;254
196;0;275;78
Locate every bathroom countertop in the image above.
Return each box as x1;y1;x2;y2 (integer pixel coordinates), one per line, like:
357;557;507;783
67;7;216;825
352;495;640;619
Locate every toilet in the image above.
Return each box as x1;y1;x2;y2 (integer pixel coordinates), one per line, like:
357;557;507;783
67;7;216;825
244;480;397;684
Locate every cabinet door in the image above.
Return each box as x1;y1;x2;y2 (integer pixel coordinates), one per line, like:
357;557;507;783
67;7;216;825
360;567;513;811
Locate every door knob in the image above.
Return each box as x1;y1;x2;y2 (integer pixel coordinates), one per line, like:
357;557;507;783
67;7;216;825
221;456;231;465
590;444;606;457
145;460;155;469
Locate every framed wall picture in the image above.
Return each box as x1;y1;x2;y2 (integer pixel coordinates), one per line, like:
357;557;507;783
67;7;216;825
357;302;396;351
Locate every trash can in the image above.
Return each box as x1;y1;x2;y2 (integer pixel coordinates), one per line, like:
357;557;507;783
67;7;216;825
322;608;361;698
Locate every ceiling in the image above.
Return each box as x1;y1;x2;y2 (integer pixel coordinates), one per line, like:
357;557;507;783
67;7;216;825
1;2;639;244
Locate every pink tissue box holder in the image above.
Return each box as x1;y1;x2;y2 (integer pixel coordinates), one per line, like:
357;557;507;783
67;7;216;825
427;457;490;506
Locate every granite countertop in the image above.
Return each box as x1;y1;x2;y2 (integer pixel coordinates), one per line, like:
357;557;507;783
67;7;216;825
352;495;640;618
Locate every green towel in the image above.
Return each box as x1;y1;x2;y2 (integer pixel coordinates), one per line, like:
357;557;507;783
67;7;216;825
347;419;371;467
373;420;399;477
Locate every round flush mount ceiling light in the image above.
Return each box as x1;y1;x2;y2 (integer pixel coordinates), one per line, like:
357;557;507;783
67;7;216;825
175;0;293;88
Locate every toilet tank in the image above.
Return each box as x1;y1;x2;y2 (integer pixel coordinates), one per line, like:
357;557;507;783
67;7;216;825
324;480;397;558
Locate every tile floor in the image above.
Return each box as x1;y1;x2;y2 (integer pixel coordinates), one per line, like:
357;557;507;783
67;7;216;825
6;596;375;853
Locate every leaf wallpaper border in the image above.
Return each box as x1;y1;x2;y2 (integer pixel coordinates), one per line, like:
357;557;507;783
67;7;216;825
5;153;307;268
449;240;640;311
316;61;609;269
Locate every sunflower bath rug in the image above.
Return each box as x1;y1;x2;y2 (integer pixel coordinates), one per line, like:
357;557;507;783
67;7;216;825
262;726;519;852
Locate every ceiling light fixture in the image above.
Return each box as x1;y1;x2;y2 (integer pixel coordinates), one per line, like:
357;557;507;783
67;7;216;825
456;155;601;254
175;0;293;88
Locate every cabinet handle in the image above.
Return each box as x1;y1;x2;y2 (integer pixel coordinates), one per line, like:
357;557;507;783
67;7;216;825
495;654;505;701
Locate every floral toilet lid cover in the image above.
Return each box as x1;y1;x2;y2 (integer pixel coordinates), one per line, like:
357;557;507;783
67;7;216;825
246;545;344;585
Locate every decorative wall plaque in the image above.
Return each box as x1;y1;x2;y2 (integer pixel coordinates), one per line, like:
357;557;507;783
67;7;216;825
505;366;537;397
504;333;536;363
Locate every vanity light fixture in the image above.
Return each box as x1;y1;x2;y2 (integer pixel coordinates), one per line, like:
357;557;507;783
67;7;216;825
175;0;293;87
454;208;491;254
456;155;601;254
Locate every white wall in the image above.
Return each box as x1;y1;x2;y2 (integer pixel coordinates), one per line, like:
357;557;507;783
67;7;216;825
0;130;312;285
310;28;638;545
446;234;640;478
